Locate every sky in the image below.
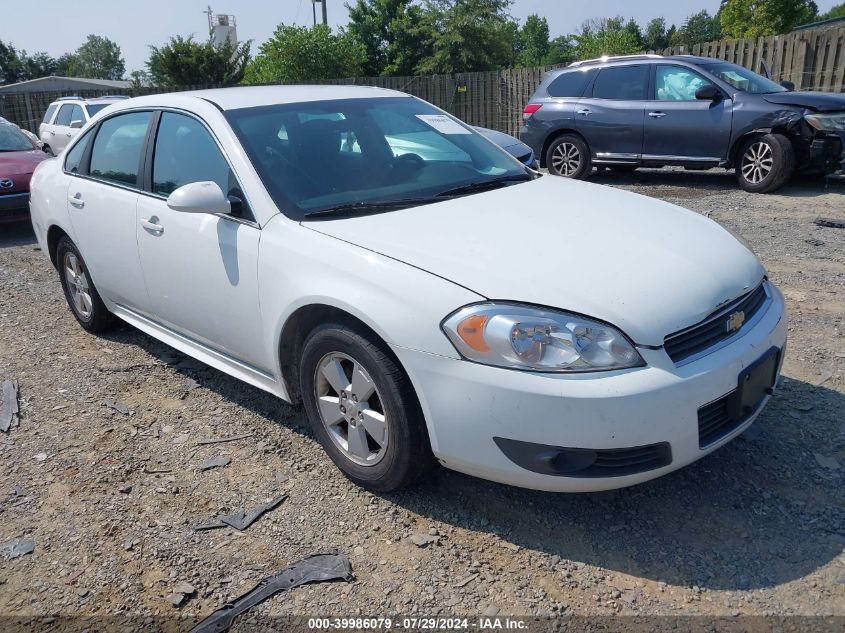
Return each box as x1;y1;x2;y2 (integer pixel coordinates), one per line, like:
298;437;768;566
2;0;841;74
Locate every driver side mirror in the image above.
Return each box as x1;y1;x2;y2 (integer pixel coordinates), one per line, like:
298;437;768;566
69;120;84;129
695;85;721;101
166;181;230;215
779;80;795;92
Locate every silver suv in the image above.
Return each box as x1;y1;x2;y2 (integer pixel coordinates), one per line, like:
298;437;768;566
39;96;127;155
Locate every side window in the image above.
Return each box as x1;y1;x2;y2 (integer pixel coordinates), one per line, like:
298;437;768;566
656;66;714;101
152;112;232;197
591;66;649;100
69;105;85;126
54;104;74;127
43;104;58;124
64;130;94;174
547;70;594;98
89;111;152;187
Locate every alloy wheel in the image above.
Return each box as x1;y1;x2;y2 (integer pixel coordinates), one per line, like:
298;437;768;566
63;252;93;320
551;142;581;176
741;141;774;184
314;352;388;466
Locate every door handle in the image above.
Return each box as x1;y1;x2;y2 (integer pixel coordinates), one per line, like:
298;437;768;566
68;193;84;208
140;217;164;235
648;111;667;118
576;109;592;116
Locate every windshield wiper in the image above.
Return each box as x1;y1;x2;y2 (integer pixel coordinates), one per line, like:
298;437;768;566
436;174;532;198
302;197;442;220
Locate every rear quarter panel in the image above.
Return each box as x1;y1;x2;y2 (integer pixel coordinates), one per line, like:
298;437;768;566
29;158;74;257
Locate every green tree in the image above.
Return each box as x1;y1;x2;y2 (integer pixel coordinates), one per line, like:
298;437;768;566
546;35;574;66
624;18;643;48
673;10;720;47
819;2;845;19
147;35;251;87
572;16;640;60
67;35;125;80
516;14;550;66
416;0;518;73
643;17;669;51
720;0;818;37
346;0;430;75
244;24;365;84
0;41;59;83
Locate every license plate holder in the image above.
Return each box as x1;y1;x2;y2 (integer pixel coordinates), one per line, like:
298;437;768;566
726;347;780;422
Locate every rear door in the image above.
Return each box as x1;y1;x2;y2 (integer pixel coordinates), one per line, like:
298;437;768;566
65;111;153;314
643;64;733;162
47;103;74;153
574;65;649;162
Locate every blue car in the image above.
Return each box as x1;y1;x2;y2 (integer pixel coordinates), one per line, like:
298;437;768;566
520;54;845;193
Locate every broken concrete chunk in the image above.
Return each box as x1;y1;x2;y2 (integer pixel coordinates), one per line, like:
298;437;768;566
166;592;188;608
1;537;35;560
102;398;131;415
198;455;231;471
1;380;20;432
409;533;440;547
814;453;842;470
173;582;196;596
814;217;845;229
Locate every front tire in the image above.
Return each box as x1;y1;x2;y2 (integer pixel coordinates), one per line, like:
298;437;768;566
56;236;115;333
299;322;433;491
736;133;795;193
546;134;592;179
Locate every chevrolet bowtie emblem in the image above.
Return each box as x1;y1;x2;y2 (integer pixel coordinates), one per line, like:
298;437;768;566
726;310;745;333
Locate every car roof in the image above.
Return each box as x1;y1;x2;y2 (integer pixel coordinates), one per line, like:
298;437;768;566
663;55;724;65
104;85;409;113
549;54;727;79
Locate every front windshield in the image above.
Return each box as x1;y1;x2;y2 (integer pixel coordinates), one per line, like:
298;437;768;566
225;97;527;220
701;61;788;94
0;125;34;152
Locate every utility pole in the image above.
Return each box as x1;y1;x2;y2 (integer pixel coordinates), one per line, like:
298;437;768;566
321;0;328;26
312;0;317;26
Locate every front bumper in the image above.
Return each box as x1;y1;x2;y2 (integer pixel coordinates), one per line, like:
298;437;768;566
394;284;787;492
0;192;30;222
806;132;844;173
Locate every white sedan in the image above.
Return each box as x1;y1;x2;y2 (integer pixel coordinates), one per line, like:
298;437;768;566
29;86;787;492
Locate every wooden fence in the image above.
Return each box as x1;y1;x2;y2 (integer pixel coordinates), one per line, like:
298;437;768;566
1;23;843;138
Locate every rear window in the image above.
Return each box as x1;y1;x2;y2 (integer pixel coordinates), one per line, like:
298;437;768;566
43;104;58;124
55;104;75;126
547;70;594;98
89;111;151;187
592;66;649;100
85;104;108;118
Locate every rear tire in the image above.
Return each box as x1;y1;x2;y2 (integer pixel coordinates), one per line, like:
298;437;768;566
736;133;795;193
56;236;116;333
299;322;434;492
546;134;592;179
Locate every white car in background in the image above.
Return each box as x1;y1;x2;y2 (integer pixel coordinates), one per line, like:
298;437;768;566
29;86;786;492
38;95;127;155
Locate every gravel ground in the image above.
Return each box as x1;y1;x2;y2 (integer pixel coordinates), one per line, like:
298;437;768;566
0;169;843;629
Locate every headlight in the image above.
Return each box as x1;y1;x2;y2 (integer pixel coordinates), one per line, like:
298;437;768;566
442;303;644;373
805;113;845;132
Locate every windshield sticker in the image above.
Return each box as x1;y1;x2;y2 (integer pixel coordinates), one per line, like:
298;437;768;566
415;114;473;135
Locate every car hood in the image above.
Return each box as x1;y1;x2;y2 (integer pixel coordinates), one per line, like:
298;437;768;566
761;91;845;112
474;126;525;150
305;177;765;346
0;150;49;174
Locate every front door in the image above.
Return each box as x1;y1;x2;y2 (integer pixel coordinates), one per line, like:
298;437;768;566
574;64;649;162
643;64;733;162
65;111;153;314
135;111;267;369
